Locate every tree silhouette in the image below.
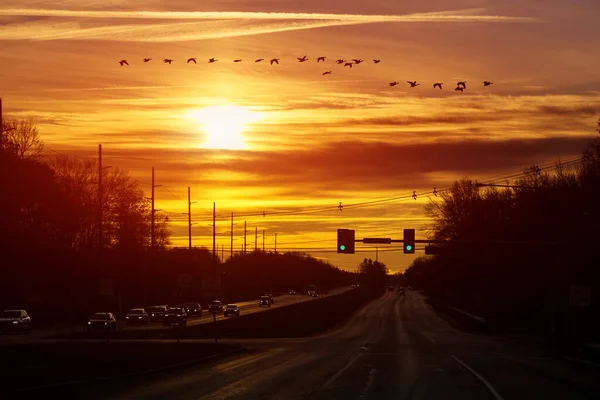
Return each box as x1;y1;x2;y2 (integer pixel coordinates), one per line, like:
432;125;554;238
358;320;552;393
2;118;44;160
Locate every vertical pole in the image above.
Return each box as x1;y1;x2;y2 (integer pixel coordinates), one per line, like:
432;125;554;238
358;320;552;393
213;202;216;258
275;233;277;253
244;221;247;255
151;166;155;249
262;230;265;252
230;212;234;258
188;187;192;251
376;247;378;262
98;144;103;249
221;244;224;263
255;227;258;252
0;97;3;151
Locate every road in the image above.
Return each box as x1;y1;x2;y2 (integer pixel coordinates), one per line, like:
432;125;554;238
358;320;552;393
34;289;600;399
0;288;350;344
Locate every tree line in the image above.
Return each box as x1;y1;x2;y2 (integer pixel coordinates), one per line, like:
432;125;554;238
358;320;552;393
0;118;358;321
403;119;600;343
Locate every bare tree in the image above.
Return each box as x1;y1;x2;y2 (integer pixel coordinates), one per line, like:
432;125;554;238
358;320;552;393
2;118;44;160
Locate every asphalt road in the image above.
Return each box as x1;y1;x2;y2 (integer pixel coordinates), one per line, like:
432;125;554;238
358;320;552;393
39;289;600;399
0;288;350;344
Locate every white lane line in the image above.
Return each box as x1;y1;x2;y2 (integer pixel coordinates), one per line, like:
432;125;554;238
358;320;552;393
322;353;362;389
451;355;506;400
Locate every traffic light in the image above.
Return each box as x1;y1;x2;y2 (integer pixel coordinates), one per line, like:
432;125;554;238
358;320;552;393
403;229;415;254
337;229;355;254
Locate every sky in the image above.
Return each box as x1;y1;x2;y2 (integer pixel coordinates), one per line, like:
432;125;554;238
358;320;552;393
1;0;600;272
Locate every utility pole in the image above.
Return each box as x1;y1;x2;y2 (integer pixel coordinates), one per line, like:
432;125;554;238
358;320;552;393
187;187;192;250
221;244;224;263
98;144;103;249
376;247;379;262
255;227;258;252
275;233;277;253
213;202;216;257
151;166;155;249
0;97;3;151
244;221;247;255
262;230;265;252
230;212;234;258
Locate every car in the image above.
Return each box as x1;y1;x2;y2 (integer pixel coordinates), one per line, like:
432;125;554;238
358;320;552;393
388;285;395;292
259;296;271;307
224;304;240;317
87;312;117;332
180;302;202;317
146;305;168;322
265;293;275;304
289;290;296;295
0;309;31;333
164;307;187;327
208;300;223;314
125;308;149;325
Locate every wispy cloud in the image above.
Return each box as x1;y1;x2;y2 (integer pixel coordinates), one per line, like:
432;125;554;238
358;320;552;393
0;8;537;41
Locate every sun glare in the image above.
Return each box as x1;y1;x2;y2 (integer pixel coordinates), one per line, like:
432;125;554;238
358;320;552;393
186;105;261;150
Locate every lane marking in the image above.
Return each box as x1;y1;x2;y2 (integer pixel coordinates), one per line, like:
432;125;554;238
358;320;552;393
322;353;362;388
451;355;506;400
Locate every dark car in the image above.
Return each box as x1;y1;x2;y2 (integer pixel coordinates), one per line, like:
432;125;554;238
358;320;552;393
180;302;202;317
164;307;187;327
147;305;168;322
87;312;117;332
259;296;271;307
125;308;149;325
224;304;240;317
289;290;296;295
208;300;223;314
265;293;275;304
388;285;395;292
0;309;31;333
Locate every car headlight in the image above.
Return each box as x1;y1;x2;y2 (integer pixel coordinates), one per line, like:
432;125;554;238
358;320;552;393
126;316;130;319
151;313;155;316
104;322;107;325
13;321;18;324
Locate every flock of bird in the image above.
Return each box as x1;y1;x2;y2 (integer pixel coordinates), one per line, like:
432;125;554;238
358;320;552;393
117;56;494;90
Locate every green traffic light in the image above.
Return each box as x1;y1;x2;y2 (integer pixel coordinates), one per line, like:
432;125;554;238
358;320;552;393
340;245;346;251
406;245;412;251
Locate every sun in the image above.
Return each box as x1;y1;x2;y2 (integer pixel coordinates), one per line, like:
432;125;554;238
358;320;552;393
186;105;261;150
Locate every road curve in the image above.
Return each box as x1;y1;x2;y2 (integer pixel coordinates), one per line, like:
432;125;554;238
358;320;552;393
38;289;600;399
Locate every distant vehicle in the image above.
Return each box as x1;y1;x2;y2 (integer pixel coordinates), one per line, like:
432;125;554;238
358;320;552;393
259;296;271;307
308;285;316;294
388;285;395;292
0;309;31;333
224;304;240;317
146;305;168;322
265;293;275;304
308;291;319;298
289;290;296;295
125;308;149;325
164;307;187;327
209;300;223;313
87;312;116;332
180;302;202;317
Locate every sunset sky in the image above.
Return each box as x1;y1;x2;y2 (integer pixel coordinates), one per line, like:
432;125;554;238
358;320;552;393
2;0;599;272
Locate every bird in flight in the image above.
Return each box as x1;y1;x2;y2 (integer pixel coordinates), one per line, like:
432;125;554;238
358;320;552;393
483;81;493;86
270;58;279;65
389;82;399;87
208;58;218;63
118;60;129;66
323;71;332;75
255;58;264;63
336;59;346;64
352;59;364;64
297;55;308;62
433;83;443;90
407;81;420;88
163;59;173;64
373;59;381;64
142;58;152;63
344;62;353;68
455;86;464;92
457;81;467;89
187;58;197;64
317;56;326;63
234;59;242;62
